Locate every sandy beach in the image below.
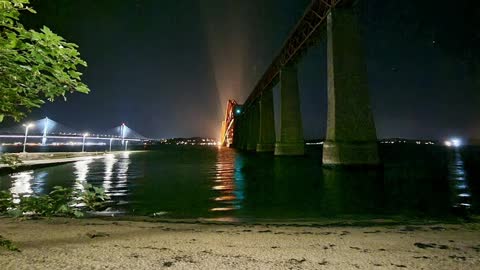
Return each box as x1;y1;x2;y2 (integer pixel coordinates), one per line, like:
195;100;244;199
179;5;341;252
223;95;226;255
0;217;479;269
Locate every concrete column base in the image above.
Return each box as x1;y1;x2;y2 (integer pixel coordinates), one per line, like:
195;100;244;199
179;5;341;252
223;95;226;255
274;142;304;156
246;143;257;152
322;141;380;166
256;143;274;152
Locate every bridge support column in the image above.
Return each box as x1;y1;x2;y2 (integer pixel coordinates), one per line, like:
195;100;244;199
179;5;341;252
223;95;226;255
274;65;304;156
246;106;259;152
238;116;246;150
322;7;379;166
232;117;240;148
256;90;275;152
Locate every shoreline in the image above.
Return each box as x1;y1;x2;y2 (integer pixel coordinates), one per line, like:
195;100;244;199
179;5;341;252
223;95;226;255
0;151;146;175
1;217;479;269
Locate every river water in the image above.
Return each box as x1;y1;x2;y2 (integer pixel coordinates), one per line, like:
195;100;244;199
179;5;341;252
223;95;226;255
0;145;478;222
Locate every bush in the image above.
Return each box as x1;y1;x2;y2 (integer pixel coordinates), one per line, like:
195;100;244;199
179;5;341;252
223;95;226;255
0;191;14;213
80;184;110;211
18;186;83;217
0;184;110;218
0;154;23;169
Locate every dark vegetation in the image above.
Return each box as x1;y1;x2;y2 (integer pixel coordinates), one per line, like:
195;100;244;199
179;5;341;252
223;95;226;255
0;184;109;218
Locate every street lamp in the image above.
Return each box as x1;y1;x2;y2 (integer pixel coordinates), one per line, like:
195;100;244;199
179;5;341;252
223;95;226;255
82;133;89;152
109;138;113;152
22;123;34;153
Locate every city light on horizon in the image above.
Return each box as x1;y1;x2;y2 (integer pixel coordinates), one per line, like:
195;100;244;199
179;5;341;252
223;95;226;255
444;137;463;148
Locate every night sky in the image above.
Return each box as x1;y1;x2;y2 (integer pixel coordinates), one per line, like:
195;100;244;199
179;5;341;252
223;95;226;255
21;0;480;140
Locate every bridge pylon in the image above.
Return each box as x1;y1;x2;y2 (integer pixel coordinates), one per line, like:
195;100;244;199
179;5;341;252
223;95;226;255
274;65;304;156
256;90;275;152
322;6;379;166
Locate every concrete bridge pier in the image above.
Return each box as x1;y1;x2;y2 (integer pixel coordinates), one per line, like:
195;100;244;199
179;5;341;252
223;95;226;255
232;116;241;148
240;115;249;150
256;90;276;152
322;7;379;166
274;65;305;156
246;105;260;152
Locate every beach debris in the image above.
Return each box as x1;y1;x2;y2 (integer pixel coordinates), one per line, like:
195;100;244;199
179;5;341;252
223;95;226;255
318;259;328;265
0;235;20;252
288;258;306;264
86;231;110;239
391;263;407;268
414;242;436;249
414;242;449;250
163;261;174;267
449;255;466;261
364;230;381;234
413;256;430;259
174;255;196;263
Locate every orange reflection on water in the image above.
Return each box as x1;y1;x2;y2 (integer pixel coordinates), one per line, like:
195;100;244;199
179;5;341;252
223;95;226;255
214;195;236;201
212;184;234;191
210;207;237;212
210;148;243;213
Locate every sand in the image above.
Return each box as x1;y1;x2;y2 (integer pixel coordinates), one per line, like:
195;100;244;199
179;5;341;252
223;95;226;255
0;217;479;269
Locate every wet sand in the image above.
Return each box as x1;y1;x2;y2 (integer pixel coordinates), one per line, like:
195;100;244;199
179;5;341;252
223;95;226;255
0;217;479;269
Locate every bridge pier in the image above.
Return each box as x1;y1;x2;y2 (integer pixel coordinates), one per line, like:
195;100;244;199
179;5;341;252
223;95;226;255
274;65;304;156
256;90;276;152
322;7;379;166
239;115;248;150
246;106;259;152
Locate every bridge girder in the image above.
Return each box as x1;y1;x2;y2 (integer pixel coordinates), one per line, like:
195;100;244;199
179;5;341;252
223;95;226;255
244;0;355;109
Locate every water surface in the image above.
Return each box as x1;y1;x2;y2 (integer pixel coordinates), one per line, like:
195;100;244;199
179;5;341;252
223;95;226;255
0;145;478;221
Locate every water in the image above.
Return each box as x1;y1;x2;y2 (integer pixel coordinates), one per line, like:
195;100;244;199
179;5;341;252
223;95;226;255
0;145;479;221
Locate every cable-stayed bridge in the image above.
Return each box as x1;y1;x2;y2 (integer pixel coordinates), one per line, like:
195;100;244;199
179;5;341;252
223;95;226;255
0;117;150;151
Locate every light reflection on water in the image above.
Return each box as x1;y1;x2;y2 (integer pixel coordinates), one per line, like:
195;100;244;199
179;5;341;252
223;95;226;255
448;150;471;209
8;170;48;203
73;158;93;192
9;171;34;203
210;148;244;213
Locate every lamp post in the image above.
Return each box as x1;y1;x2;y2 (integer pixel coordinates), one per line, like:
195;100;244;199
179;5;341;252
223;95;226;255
82;133;89;152
22;123;34;153
109;138;113;152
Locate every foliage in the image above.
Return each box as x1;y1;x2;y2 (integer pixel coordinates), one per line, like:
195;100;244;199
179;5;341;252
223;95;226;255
0;184;110;218
0;0;90;122
80;184;109;211
0;235;20;252
18;186;83;217
0;191;14;212
0;154;23;168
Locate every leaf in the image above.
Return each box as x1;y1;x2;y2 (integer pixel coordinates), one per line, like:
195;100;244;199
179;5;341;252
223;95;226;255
0;1;90;122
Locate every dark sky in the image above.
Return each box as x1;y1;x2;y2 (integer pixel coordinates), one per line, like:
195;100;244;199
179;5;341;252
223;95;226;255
22;0;480;140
